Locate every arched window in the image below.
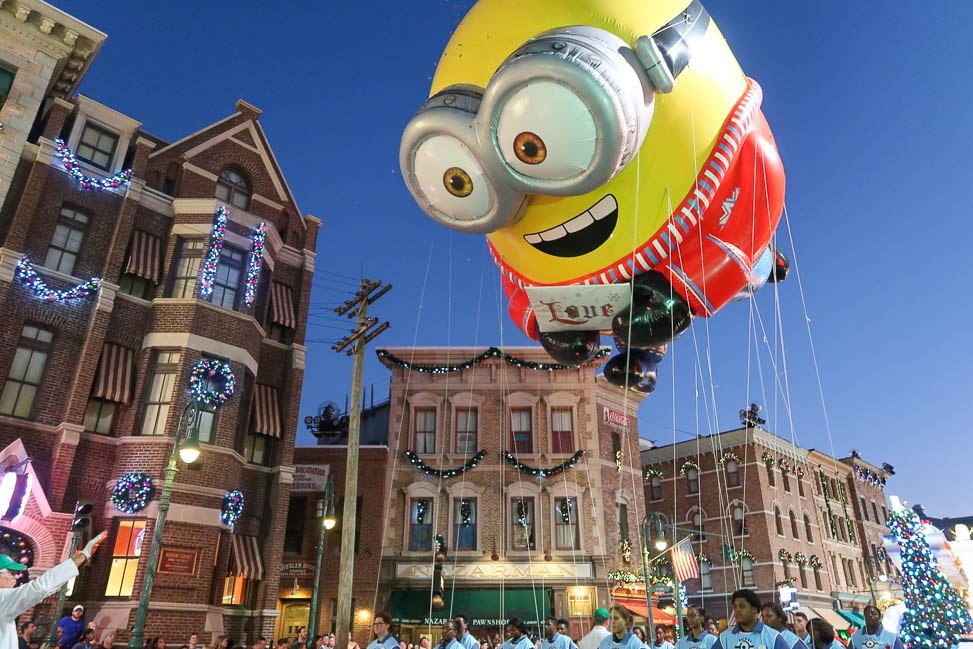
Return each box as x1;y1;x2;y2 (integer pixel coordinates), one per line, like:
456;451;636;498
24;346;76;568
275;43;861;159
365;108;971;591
650;476;662;501
733;506;747;536
797;474;805;497
790;511;800;540
767;462;776;487
691;512;705;540
725;460;740;487
838;518;847;542
775;506;784;536
215;166;252;209
781;470;790;493
687;468;699;494
741;557;755;586
0;528;33;586
699;561;712;591
804;514;813;542
813;565;822;590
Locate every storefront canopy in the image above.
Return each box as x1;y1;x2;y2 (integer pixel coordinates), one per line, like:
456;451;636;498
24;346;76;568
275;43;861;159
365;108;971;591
389;588;550;628
810;607;852;631
612;597;676;626
837;609;865;629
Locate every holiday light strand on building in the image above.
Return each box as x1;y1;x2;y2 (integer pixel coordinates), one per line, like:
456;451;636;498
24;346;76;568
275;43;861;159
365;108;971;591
15;256;101;302
243;222;266;307
838;482;855;543
794;552;807;565
761;452;774;467
887;504;972;648
778;457;791;473
698;553;711;564
405;450;487;478
729;548;755;564
52;138;133;190
807;554;823;569
221;490;245;528
643;468;663;484
111;472;153;514
796;466;805;478
775;577;797;588
718;451;740;465
188;359;237;406
620;538;632;563
502;450;586;478
679;460;699;476
198;206;228;298
819;469;839;539
854;464;887;487
376;346;610;373
778;548;792;562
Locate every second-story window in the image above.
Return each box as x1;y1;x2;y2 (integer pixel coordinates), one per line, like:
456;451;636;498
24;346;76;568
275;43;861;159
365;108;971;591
551;408;573;453
454;498;477;551
45;207;89;275
699;561;712;590
216;167;252;210
782;470;791;493
510;407;532;454
511;497;535;551
805;514;814;542
76;122;119;170
725;460;740;487
872;501;880;525
797;474;805;497
212;246;246;310
555;497;579;550
413;408;436;453
139;351;180;435
687;468;699;495
0;325;53;419
650;476;662;501
409;498;432;551
455;408;477;454
861;497;869;522
170;239;207;298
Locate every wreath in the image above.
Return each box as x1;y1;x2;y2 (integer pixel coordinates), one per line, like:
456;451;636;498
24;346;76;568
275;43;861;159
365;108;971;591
112;472;153;514
189;359;237;406
221;490;245;528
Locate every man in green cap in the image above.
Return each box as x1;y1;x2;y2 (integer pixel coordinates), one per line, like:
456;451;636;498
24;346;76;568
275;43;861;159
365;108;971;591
579;610;610;649
0;531;106;649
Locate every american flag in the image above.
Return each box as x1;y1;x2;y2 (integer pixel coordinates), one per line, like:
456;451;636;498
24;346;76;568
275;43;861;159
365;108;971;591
670;537;699;582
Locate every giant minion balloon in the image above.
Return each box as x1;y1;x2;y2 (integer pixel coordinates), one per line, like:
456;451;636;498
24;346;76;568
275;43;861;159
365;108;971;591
400;0;789;391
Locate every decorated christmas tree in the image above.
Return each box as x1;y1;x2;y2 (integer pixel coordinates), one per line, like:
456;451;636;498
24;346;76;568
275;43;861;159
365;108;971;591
886;503;972;648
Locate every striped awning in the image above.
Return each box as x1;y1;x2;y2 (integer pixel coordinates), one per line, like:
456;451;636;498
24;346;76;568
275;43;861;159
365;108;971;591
229;534;264;581
125;230;162;283
252;384;281;437
91;344;135;403
269;282;296;329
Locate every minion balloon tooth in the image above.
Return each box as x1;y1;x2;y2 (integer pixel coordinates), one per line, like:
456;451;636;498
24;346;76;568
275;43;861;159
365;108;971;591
400;0;787;390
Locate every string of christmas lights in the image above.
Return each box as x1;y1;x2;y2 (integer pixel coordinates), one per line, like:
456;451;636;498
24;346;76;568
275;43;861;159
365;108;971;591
775;577;797;588
854;464;886;486
15;256;101;302
794;552;807;565
819;469;839;539
698;553;711;564
679;460;699;476
807;555;823;569
838;482;855;542
376;346;610;373
405;449;487;478
728;547;755;564
52;138;132;190
778;548;792;562
221;490;245;528
243;222;267;307
718;451;740;465
189;359;237;406
198;206;228;298
796;466;805;478
111;472;153;514
761;452;774;467
778;457;791;473
502;450;586;478
643;468;663;484
887;504;972;648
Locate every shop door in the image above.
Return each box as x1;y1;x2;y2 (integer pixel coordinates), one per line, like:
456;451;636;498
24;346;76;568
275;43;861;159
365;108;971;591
281;604;310;639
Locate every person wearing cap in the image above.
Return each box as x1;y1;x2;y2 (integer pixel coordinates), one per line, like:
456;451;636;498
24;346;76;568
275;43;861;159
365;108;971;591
579;609;610;649
98;631;114;649
0;531;106;649
57;604;86;649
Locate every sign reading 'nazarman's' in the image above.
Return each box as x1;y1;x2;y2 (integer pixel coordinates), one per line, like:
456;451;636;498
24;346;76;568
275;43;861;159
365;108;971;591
396;562;592;580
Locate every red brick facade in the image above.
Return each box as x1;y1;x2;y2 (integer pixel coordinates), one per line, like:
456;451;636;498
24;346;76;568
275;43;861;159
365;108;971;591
0;23;317;648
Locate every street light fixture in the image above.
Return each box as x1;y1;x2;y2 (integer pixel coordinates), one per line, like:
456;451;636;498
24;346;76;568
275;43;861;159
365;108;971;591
309;476;336;637
179;427;201;464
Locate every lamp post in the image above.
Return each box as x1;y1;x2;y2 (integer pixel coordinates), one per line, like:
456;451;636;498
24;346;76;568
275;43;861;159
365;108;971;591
128;399;202;649
640;513;667;641
309;477;336;638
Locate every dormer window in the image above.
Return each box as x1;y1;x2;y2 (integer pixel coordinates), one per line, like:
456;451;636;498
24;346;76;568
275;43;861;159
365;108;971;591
76;122;119;170
216;167;252;210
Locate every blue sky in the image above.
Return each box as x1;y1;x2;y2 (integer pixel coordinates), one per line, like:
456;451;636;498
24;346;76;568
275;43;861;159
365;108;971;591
63;1;973;515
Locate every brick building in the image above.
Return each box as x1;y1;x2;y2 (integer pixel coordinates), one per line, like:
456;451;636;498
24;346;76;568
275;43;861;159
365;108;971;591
0;5;318;646
640;423;882;625
278;444;389;645
839;455;895;587
376;346;648;643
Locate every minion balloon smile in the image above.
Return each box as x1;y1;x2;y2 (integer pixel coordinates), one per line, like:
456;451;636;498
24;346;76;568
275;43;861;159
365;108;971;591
400;0;789;391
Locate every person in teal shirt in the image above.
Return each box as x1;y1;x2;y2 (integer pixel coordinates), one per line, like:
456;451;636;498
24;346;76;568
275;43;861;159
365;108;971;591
439;622;461;649
760;604;809;649
849;606;904;649
540;618;573;649
366;613;398;649
455;615;478;649
715;590;789;649
677;606;716;649
598;607;643;649
650;627;672;649
501;619;532;649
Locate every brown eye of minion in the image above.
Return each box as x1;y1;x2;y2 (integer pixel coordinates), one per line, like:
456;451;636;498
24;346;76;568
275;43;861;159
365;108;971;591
513;131;547;165
443;167;473;197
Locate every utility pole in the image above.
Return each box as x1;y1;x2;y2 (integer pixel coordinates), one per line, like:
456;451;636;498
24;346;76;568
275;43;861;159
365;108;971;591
332;279;390;647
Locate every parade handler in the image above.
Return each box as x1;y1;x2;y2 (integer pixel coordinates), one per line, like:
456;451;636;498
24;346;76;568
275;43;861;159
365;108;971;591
0;531;107;649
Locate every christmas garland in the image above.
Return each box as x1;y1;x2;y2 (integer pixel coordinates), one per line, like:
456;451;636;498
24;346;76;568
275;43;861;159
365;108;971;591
615;450;623;472
838;482;855;543
189;359;237;406
221;490;245;528
502;450;586;477
794;552;808;565
807;554;823;569
243;222;267;307
819;469;839;539
376;346;610;373
608;569;642;584
16;256;101;302
778;457;791;473
854;464;886;486
53;138;133;190
515;500;529;527
698;553;711;564
559;498;574;523
415;499;428;524
775;577;797;588
796;466;805;479
729;548;755;564
460;499;473;526
679;460;699;476
435;534;446;554
111;472;153;514
718;451;740;465
198;206;228;298
643;468;663;484
620;538;632;563
778;548;792;562
761;452;774;467
406;450;487;478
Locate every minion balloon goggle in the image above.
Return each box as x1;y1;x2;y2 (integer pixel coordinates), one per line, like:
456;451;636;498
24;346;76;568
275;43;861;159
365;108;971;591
400;0;710;234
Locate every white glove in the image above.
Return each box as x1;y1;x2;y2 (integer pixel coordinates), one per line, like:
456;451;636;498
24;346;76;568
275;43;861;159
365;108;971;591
80;531;107;560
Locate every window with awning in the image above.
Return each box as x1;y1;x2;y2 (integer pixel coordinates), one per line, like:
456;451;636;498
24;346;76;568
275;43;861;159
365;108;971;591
252;384;282;437
125;230;162;283
388;587;550;627
269;282;296;329
91;344;135;403
228;534;264;580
